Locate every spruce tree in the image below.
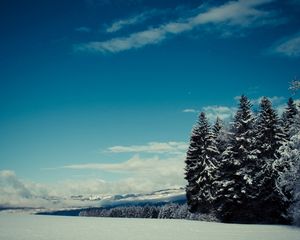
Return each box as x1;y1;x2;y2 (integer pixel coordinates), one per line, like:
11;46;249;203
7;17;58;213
276;111;300;224
185;114;202;213
211;117;230;214
255;97;287;223
218;95;258;222
213;117;222;137
185;112;219;213
256;97;285;159
276;133;300;221
196;113;219;213
213;117;229;154
290;163;300;226
282;98;298;138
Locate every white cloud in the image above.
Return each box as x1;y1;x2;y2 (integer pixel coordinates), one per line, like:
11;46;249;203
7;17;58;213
203;105;237;122
63;154;184;174
182;109;198;113
75;0;276;53
0;170;119;209
0;170;53;209
75;27;166;53
274;33;300;57
0;140;189;209
62;154;185;192
0;152;186;209
106;10;157;33
107;141;188;154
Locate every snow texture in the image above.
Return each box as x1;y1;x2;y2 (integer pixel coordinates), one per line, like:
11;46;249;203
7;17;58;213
0;214;300;240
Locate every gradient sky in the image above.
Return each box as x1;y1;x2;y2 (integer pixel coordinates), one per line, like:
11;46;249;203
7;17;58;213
0;0;300;204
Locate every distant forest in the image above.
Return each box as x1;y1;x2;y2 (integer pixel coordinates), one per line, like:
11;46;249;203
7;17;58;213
185;95;300;225
79;203;216;222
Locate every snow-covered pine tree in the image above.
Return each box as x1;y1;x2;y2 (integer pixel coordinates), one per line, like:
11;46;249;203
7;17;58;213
213;117;222;137
290;164;300;226
282;98;298;138
255;97;287;223
185;112;219;213
213;117;229;154
290;110;300;136
276;132;300;224
196;113;219;213
185;112;205;213
217;95;258;223
275;109;300;224
211;117;229;212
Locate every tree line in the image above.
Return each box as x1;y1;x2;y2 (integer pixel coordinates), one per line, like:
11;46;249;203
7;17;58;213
185;95;300;224
79;203;217;221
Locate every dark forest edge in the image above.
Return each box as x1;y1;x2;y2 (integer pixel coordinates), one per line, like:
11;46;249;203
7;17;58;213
37;202;217;222
185;95;300;225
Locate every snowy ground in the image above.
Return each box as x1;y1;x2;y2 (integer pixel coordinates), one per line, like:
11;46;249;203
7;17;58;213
0;213;300;240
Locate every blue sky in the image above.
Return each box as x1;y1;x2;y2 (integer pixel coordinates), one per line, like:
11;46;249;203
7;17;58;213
0;0;300;206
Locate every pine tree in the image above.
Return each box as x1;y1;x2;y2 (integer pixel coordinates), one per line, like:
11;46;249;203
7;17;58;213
255;97;287;223
213;117;222;137
185;112;219;213
196;113;219;213
213;117;229;154
276;133;300;216
218;95;258;222
256;97;285;159
290;111;300;136
290;164;300;226
282;98;298;137
276;111;300;224
185;116;202;213
211;117;229;212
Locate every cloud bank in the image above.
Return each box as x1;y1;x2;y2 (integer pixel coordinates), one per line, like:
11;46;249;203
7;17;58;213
0;152;185;209
107;141;188;154
203;105;237;122
75;0;277;53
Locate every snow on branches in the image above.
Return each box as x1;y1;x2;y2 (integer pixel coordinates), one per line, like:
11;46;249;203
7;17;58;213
185;95;299;224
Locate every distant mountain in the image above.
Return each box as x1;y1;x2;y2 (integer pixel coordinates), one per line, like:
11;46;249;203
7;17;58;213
37;187;186;216
96;187;186;207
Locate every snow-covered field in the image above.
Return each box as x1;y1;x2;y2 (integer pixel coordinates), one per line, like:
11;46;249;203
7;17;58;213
0;213;300;240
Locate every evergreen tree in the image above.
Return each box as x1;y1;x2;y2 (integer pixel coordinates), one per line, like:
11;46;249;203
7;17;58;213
211;117;229;212
185;115;202;213
290;165;300;226
196;114;219;213
185;112;219;213
256;97;285;159
213;117;222;137
282;98;298;138
290;111;300;136
276;133;300;218
276;111;300;224
213;117;229;154
218;95;258;222
255;97;287;223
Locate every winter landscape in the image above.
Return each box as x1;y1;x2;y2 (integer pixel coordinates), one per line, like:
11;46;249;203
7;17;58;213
1;0;300;239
